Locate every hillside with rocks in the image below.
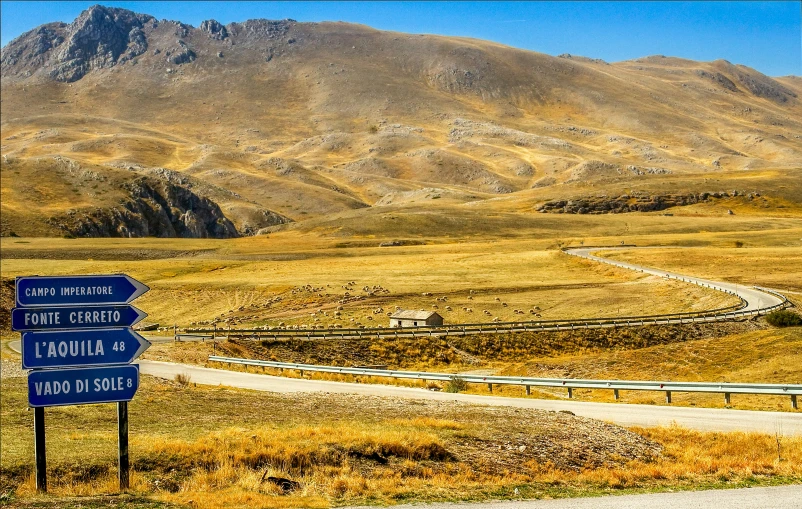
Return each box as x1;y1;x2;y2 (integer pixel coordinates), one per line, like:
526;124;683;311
1;4;800;237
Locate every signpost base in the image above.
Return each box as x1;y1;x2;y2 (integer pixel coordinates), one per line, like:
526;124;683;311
34;407;46;493
118;401;129;490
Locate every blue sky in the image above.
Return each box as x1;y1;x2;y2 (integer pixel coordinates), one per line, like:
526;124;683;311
1;1;800;76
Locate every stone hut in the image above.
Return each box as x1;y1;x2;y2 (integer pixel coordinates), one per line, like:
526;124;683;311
389;310;444;328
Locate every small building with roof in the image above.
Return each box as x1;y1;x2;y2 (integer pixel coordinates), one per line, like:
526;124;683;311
389;310;444;328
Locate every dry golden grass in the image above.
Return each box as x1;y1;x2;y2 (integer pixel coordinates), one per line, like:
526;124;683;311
601;246;802;293
1;232;753;328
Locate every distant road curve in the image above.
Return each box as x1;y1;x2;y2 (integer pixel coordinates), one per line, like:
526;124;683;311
343;484;802;509
564;247;785;314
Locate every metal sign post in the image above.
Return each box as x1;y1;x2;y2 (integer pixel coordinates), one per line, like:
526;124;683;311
118;401;129;490
34;407;46;492
13;274;149;492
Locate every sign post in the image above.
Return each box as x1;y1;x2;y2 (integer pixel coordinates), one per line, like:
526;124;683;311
13;274;150;492
34;407;46;492
118;401;129;490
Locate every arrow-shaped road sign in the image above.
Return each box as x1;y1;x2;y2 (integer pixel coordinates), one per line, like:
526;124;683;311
12;305;147;332
16;275;149;307
27;364;140;407
21;329;151;369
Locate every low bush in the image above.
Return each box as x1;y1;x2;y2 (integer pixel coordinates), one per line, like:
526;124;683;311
765;309;802;327
444;376;468;393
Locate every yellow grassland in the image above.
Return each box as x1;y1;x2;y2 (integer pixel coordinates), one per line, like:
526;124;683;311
3;374;801;508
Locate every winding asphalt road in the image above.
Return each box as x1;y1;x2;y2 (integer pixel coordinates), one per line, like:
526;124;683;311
565;247;785;313
136;359;802;434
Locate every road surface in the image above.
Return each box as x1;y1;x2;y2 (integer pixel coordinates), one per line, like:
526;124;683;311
344;484;802;509
138;360;802;434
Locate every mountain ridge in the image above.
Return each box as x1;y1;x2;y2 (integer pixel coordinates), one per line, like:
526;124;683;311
1;4;800;238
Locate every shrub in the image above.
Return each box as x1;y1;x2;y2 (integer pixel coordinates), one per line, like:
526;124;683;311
444;376;468;393
175;373;192;385
765;309;802;327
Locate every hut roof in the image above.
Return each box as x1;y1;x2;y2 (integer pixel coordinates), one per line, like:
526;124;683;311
390;310;441;320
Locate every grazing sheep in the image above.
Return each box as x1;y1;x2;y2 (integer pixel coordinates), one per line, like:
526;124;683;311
445;306;452;311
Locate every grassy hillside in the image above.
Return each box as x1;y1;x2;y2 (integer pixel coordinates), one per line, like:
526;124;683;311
1;5;800;237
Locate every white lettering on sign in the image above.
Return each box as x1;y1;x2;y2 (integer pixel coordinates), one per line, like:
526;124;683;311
60;286;114;296
93;376;132;392
34;380;71;396
25;287;55;297
23;311;61;326
68;310;121;324
36;340;105;359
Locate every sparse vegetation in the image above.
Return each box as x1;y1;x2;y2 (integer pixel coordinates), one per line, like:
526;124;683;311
445;376;468;393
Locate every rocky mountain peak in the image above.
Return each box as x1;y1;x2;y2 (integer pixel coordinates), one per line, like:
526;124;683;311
200;19;228;40
50;4;155;81
1;4;155;82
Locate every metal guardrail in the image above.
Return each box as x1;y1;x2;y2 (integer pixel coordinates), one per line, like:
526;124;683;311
207;356;801;409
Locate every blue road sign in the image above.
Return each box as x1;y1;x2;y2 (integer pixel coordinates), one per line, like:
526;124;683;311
15;275;149;307
28;364;140;407
12;305;147;331
21;329;151;369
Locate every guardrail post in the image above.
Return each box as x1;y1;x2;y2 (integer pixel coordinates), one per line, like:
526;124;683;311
567;387;573;398
665;391;672;404
614;389;619;400
724;393;731;405
299;369;304;377
525;385;531;395
487;383;493;393
792;395;798;410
